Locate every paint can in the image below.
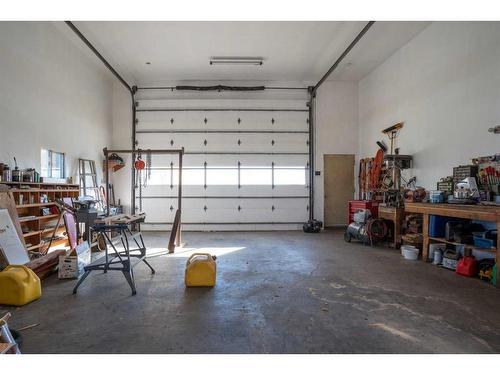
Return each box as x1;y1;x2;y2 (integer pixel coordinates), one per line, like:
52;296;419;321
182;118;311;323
428;243;446;261
432;248;443;265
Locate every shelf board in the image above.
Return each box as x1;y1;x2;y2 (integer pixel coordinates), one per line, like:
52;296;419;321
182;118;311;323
429;236;496;253
27;236;68;252
9;189;79;193
27;243;43;251
19;214;59;222
17;202;56;208
0;181;79;187
23;230;41;237
39;214;59;220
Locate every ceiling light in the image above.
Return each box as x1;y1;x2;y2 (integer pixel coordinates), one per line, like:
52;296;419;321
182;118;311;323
209;57;263;66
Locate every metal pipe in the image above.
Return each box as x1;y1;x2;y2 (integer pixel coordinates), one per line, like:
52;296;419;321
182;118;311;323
131;88;137;215
313;21;375;95
308;87;315;221
105;152;110;216
65;22;132;95
65;22;139;218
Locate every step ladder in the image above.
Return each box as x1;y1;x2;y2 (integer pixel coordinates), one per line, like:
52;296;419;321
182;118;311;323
78;159;100;202
0;313;21;354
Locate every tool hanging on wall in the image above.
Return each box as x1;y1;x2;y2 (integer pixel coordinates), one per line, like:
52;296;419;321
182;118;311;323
134;150;152;188
134;151;145;188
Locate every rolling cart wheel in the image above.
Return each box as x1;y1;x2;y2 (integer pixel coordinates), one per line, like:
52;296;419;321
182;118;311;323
344;231;352;242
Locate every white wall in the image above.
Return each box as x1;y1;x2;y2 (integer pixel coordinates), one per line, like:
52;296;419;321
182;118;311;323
314;81;358;223
358;22;500;190
0;22;113;184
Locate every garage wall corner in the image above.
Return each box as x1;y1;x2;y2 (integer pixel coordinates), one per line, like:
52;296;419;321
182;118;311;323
314;81;359;224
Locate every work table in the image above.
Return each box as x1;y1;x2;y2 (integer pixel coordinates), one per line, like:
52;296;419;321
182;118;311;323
404;202;500;286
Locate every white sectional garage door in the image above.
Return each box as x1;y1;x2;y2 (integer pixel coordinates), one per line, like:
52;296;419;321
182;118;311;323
134;89;310;231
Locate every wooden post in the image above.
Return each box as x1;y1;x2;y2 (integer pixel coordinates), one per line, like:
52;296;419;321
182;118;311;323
422;213;429;261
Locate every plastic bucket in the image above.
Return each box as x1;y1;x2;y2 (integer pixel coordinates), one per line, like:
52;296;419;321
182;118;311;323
401;245;419;260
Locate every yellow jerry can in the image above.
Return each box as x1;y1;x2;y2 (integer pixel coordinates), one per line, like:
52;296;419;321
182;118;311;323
0;265;42;306
185;253;217;287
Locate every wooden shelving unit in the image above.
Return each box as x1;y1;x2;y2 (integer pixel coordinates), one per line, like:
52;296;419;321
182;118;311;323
405;202;499;287
429;236;497;254
0;181;79;254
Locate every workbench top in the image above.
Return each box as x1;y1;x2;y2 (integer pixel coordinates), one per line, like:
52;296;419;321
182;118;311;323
405;202;500;222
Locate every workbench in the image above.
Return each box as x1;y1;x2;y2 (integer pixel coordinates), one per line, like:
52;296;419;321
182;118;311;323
72;213;154;295
405;202;500;286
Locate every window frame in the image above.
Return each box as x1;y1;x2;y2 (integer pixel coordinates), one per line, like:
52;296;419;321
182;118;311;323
41;149;66;179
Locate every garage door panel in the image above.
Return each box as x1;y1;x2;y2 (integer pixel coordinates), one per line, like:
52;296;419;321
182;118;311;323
182;208;208;223
272;208;308;222
137;98;307;110
204;185;240;196
137;111;308;132
140;198;176;222
137;133;307;153
205;206;240;222
135;96;310;229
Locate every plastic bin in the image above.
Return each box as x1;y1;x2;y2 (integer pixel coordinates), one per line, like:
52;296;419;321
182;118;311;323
401;245;419;260
429;215;458;237
474;237;494;248
473;230;497;248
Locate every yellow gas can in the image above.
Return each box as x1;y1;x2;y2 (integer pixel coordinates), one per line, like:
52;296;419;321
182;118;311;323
185;253;217;287
0;265;41;306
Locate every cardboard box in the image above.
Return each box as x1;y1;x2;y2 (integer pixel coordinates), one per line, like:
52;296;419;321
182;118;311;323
58;242;91;279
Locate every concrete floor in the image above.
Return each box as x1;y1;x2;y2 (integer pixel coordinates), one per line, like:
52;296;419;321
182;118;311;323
2;229;500;354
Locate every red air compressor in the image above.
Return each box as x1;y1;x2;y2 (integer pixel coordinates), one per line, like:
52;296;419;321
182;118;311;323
456;256;477;277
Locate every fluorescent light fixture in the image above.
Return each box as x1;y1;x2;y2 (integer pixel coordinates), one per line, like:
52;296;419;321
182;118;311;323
210;56;263;66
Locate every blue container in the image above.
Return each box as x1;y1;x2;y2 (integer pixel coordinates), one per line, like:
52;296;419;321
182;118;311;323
429;191;445;203
428;215;456;237
473;231;497;248
474;237;494;248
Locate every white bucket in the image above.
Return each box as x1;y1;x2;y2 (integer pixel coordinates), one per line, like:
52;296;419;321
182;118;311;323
401;245;419;260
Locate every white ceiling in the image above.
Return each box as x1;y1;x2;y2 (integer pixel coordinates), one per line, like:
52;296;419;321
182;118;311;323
72;21;430;86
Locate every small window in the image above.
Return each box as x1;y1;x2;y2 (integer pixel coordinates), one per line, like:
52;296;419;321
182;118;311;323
274;167;307;185
207;168;238;185
240;168;272;185
41;149;65;178
180;169;205;185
